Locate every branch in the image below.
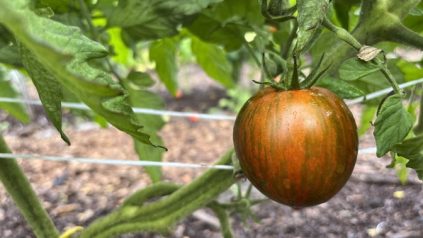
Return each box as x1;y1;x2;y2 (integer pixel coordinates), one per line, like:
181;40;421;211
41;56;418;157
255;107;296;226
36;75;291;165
0;135;59;238
385;23;423;50
323;17;402;95
322;17;362;50
79;150;236;238
208;202;233;238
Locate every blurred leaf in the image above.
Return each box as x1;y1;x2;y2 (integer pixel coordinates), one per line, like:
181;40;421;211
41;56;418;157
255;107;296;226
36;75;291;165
396;60;423;81
0;0;163;148
295;0;331;53
317;77;365;99
339;58;380;81
409;7;423;16
191;36;234;88
404;2;423;33
149;37;179;96
392;135;423;180
0;44;21;67
358;105;377;136
394;155;409;184
35;0;78;13
93;114;108;128
105;0;222;41
374;95;413;157
107;27;133;66
311;31;336;63
20;45;70;144
393;135;423;157
188;15;244;51
187;0;264;51
0;26;21;66
333;0;352;29
123;76;166;182
209;0;263;24
0;70;30;123
127;71;155;88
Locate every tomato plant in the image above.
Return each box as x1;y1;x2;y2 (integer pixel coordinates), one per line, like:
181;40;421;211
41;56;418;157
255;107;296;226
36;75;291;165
234;87;358;207
0;0;422;237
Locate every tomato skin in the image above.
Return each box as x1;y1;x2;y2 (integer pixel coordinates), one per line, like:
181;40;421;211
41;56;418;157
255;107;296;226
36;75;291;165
233;87;358;207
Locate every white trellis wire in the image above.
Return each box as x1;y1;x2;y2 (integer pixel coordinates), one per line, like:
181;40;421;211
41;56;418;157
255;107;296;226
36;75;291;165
345;77;423;105
0;78;421;169
0;98;237;121
0;147;376;170
0;77;422;121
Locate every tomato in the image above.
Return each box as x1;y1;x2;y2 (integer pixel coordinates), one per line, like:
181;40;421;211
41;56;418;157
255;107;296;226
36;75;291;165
233;87;358;207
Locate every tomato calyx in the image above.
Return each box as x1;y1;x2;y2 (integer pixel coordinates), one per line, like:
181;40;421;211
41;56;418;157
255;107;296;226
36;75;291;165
259;50;331;91
300;53;332;89
252;79;287;90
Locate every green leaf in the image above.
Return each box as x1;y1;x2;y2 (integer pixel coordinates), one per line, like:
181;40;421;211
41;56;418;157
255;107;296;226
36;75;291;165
123;76;166;182
107;27;133;66
393;134;423;157
409;7;423;16
374;95;413;157
358;105;377;136
0;70;30;123
0;26;21;66
149;37;179;96
20;45;70;144
191;36;234;88
105;0;222;41
188;15;244;51
333;1;351;30
317;77;365;99
339;58;380;81
127;71;155;88
295;0;331;53
0;0;164;149
35;0;78;13
187;0;264;51
332;0;361;30
394;155;409;184
392;135;423;180
396;60;423;81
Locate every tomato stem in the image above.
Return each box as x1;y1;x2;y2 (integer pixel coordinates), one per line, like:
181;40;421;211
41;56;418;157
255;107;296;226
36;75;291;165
384;22;423;50
322;17;362;50
323;17;402;95
290;55;301;89
79;150;236;238
0;135;59;237
414;93;423;134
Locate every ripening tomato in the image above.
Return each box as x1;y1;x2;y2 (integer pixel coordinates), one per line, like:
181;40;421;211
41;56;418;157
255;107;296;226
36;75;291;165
233;87;358;208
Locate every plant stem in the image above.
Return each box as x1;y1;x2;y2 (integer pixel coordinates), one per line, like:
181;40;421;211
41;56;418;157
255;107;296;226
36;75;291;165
78;0;97;38
385;23;423;50
322;17;402;95
378;62;402;94
208;202;233;238
282;18;298;59
78;0;123;81
0;135;59;238
414;93;423;134
244;41;268;80
322;17;362;50
290;55;300;89
79;150;235;238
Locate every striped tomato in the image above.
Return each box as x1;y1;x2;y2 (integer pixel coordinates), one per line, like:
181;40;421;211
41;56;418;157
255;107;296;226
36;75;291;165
233;87;358;207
